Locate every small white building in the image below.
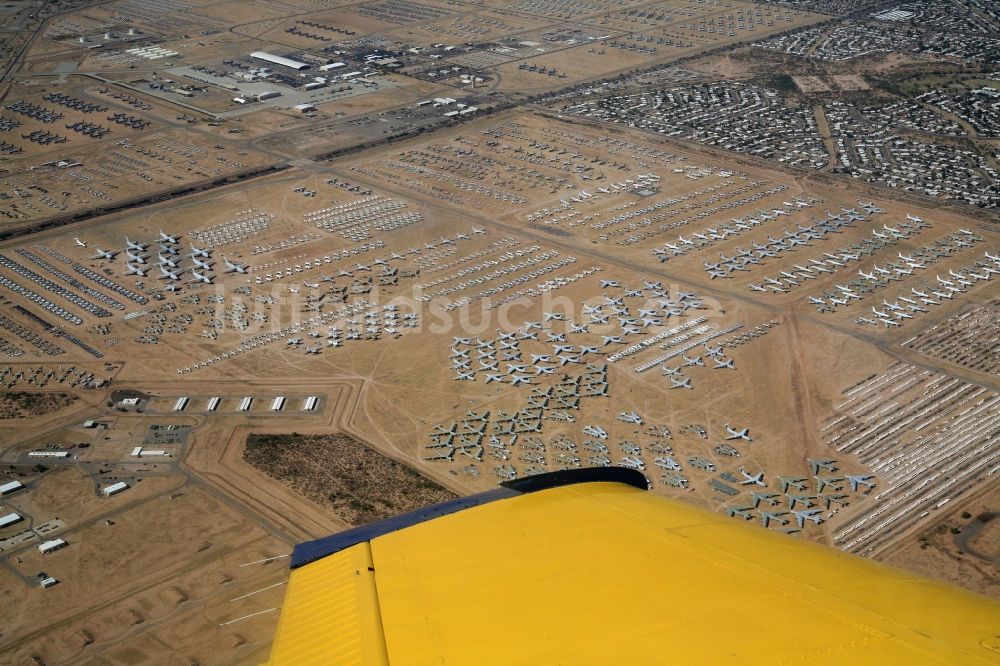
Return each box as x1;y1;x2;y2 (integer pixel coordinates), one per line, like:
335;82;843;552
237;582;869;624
173;396;189;412
38;538;67;554
39;574;58;588
102;481;129;496
303;396;319;411
120;397;140;407
271;396;286;411
207;396;221;411
28;451;69;458
238;396;253;412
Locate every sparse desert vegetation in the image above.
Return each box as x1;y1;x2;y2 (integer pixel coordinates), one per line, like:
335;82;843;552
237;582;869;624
0;391;76;419
244;432;455;525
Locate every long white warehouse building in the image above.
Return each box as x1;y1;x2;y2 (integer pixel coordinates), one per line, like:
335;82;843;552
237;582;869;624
103;481;129;496
0;512;23;529
250;51;310;70
38;538;67;554
0;480;24;496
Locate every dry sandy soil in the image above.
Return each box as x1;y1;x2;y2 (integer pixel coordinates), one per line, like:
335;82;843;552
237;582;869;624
0;0;996;662
883;487;1000;598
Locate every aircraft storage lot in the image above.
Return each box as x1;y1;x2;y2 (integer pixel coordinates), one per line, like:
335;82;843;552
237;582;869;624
1;106;999;662
0;78;276;237
0;0;998;662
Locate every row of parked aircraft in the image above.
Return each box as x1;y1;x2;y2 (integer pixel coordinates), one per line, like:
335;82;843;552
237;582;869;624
80;230;247;284
748;217;932;293
698;207;875;278
727;458;876;528
857;252;999;327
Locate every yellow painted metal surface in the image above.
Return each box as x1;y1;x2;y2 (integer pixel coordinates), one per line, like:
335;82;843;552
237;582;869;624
264;542;387;666
268;482;1000;665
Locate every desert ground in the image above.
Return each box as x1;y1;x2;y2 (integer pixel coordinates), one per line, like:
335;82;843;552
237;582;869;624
0;0;997;662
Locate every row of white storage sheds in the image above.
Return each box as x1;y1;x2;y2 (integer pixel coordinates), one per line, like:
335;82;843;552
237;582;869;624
171;395;320;413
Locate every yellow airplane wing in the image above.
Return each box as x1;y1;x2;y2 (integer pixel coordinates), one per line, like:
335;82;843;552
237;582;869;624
265;468;1000;665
